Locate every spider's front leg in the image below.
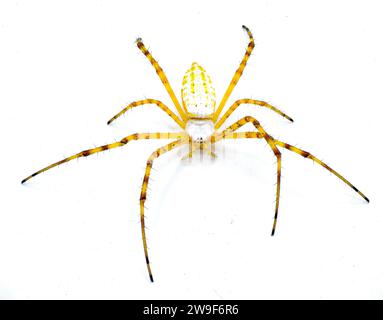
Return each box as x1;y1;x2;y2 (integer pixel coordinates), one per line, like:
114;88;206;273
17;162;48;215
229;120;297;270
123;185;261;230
107;99;185;129
216;116;282;235
140;138;188;282
273;140;369;203
21;132;186;184
215;116;369;234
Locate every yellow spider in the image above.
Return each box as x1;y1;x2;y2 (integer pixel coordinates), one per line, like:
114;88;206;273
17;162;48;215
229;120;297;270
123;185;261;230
22;26;369;282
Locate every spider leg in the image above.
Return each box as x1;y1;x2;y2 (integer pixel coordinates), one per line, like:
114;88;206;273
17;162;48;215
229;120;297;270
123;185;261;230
208;132;263;160
215;131;264;140
215;99;294;130
21;132;186;184
136;39;188;122
140;138;188;282
273;140;369;203
212;26;255;122
215;116;282;235
107;99;185;128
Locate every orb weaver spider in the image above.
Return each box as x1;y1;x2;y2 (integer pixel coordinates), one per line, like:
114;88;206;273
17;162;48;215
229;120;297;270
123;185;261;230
22;25;369;282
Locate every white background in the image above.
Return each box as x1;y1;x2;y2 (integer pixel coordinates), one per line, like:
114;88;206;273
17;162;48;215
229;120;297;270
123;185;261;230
1;0;382;299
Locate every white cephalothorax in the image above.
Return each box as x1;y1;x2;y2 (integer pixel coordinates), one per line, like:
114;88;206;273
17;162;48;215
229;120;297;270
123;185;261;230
185;119;215;142
181;62;216;119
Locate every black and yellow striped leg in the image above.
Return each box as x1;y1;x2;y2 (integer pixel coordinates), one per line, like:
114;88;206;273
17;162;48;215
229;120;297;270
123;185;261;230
215;98;294;130
21;132;186;184
218;116;282;235
107;99;185;129
213;131;264;141
140;139;187;282
213;26;255;122
274;140;369;203
136;39;188;122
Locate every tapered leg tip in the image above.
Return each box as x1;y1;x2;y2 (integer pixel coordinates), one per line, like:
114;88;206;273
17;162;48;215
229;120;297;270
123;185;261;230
149;275;154;282
271;230;275;236
21;178;27;184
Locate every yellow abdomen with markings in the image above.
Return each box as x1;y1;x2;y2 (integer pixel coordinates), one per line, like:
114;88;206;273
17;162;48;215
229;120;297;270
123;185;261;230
181;62;216;119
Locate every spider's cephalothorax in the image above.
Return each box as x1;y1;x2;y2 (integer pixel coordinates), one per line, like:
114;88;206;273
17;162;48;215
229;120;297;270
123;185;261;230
22;26;369;283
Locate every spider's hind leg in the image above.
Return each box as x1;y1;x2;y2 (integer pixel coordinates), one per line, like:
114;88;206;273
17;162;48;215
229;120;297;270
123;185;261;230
136;39;187;122
213;26;255;122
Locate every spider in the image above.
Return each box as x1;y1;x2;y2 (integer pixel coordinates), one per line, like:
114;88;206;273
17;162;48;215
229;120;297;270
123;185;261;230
22;25;369;282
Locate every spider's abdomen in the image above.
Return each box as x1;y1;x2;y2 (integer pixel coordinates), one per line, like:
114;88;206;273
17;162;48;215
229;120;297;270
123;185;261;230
181;62;216;119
